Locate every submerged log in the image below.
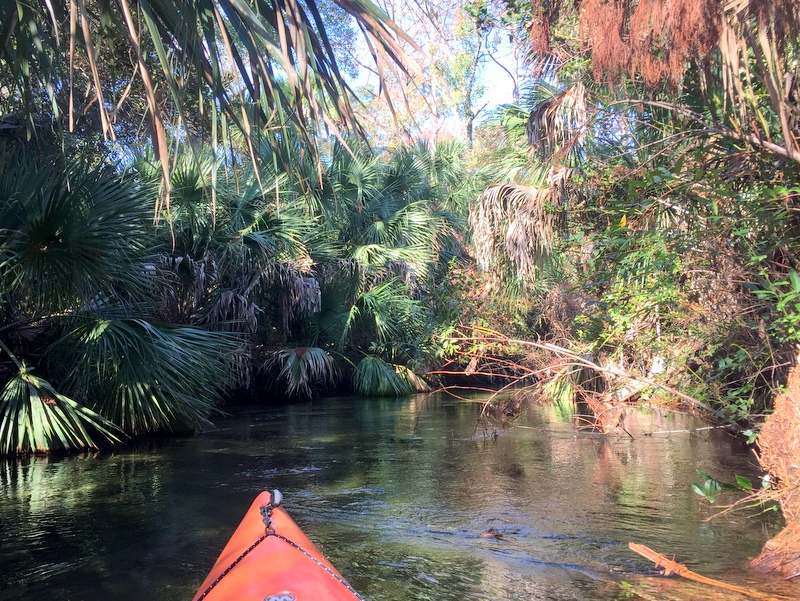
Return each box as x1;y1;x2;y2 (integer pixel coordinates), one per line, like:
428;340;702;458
629;543;791;600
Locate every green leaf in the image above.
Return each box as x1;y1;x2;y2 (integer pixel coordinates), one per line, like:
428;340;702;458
790;269;800;294
352;355;413;397
56;318;242;434
268;347;340;398
0;365;122;455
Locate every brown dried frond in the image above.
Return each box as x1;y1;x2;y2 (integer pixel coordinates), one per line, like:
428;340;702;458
530;0;565;55
526;83;587;159
636;53;668;88
629;0;669;85
471;181;567;281
750;521;800;577
541;282;595;343
578;0;723;86
278;268;322;334
751;0;800;52
668;0;721;60
205;290;261;333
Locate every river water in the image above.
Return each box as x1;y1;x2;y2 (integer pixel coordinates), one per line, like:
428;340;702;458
0;394;795;600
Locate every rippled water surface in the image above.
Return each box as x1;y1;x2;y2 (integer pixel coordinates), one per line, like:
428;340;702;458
0;395;795;600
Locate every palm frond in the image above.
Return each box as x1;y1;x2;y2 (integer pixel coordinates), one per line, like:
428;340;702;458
526;82;587;161
56;317;242;433
0;150;153;311
341;278;419;346
0;363;121;455
1;0;419;205
267;346;339;398
394;363;429;393
352;354;413;396
471;182;566;282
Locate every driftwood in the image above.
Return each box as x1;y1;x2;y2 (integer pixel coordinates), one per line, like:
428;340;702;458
629;543;791;600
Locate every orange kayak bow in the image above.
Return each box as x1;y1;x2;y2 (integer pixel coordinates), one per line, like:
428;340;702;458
192;490;362;601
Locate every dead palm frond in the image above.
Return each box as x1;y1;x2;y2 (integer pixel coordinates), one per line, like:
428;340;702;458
529;0;800;164
278;268;322;334
526;82;587;161
471;182;566;281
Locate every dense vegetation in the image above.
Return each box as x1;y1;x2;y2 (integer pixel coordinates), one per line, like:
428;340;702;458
0;135;482;453
1;2;799;546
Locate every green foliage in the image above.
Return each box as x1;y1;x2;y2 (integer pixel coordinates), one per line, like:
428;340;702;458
540;367;577;407
470;64;800;424
352;355;414;397
0;361;121;455
343;279;421;348
692;470;722;503
692;470;774;505
69;138;471;407
0;0;412;170
394;364;430;393
267;347;340;399
0;149;153;311
0;149;244;453
751;268;800;346
56;318;241;433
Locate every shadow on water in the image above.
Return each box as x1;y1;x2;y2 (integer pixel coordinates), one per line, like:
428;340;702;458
0;393;796;600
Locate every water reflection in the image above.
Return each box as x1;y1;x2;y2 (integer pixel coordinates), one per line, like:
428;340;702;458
0;394;793;601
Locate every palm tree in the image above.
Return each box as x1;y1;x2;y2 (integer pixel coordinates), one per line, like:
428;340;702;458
231;139;473;396
470;82;585;286
0;147;242;453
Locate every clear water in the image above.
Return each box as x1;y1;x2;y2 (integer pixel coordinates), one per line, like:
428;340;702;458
0;394;794;600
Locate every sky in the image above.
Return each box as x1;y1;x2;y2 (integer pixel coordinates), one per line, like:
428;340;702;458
477;40;519;111
345;7;524;141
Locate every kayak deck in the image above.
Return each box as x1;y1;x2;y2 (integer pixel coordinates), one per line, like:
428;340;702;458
193;490;362;601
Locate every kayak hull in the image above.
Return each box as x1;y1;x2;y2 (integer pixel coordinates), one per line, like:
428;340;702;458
192;490;361;601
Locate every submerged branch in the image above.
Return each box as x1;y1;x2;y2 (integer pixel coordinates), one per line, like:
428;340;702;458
643;426;724;435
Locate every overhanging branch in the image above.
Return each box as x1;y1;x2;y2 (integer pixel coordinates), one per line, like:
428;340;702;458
612;100;800;164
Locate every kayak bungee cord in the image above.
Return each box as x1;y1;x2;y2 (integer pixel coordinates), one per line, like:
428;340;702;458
194;531;270;601
195;490;364;601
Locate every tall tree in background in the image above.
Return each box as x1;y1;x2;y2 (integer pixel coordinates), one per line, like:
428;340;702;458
353;0;524;145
